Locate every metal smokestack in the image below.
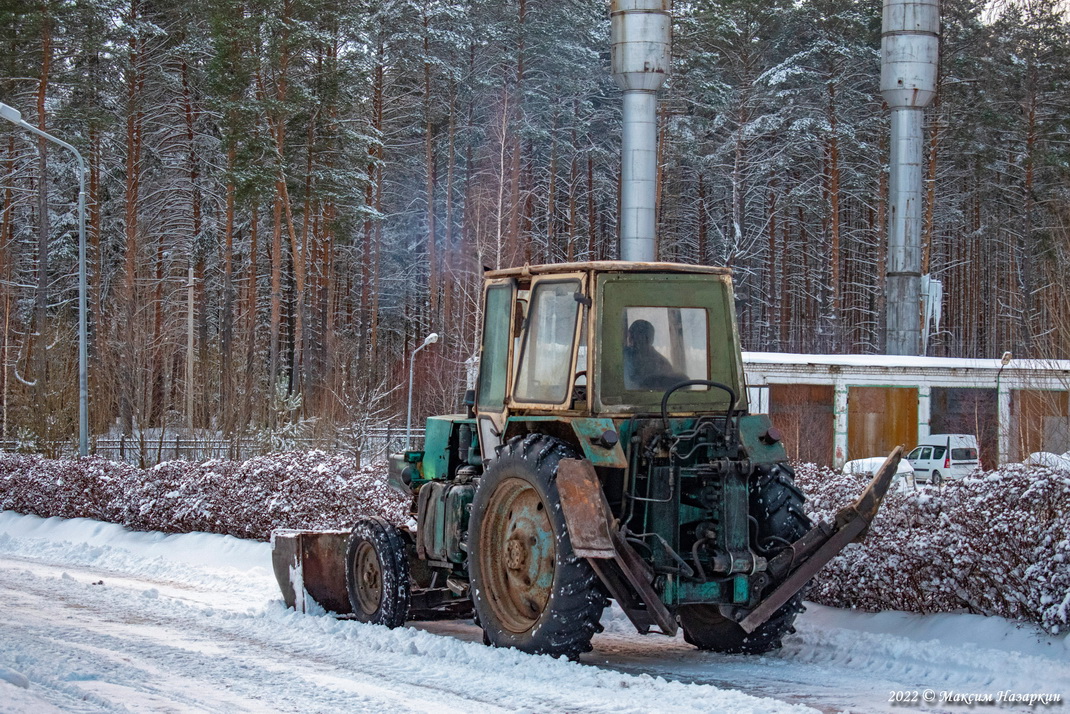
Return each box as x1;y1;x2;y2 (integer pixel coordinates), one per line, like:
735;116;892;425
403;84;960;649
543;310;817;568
611;0;671;262
881;0;939;356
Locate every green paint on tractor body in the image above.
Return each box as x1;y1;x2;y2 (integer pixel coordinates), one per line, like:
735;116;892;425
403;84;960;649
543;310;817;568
406;263;798;619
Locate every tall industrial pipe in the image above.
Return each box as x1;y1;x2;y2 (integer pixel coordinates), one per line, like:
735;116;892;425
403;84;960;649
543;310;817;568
611;0;671;262
881;0;939;356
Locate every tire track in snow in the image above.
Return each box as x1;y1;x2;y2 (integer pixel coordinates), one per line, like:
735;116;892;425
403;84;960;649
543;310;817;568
0;553;807;714
6;513;1064;714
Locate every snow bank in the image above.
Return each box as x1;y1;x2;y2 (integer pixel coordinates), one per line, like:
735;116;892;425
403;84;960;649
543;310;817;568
0;452;409;541
795;463;1070;636
0;510;271;577
0;513;812;714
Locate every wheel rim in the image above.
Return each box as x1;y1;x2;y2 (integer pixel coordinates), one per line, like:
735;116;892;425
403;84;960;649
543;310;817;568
354;541;383;615
479;477;556;633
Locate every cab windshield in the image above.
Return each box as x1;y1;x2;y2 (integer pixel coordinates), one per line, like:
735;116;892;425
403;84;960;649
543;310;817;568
622;307;708;391
597;273;744;412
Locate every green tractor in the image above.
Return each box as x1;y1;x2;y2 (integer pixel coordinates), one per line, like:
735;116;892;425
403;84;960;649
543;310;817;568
272;260;900;659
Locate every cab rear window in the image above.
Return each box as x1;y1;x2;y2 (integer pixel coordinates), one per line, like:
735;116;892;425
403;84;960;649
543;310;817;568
952;448;978;461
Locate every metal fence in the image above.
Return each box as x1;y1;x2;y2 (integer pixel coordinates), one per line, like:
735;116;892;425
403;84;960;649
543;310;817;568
0;425;425;468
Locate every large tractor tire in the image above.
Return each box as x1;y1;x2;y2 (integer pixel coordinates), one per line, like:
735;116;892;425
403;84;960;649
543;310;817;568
345;517;410;628
680;464;811;654
469;434;605;658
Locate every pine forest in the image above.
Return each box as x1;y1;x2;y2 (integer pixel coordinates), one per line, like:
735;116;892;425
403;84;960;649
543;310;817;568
1;0;1069;453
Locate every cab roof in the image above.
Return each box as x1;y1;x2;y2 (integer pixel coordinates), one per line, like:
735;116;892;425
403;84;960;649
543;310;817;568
483;260;732;279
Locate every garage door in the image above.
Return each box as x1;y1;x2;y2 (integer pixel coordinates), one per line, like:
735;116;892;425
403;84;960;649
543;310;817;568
848;386;918;461
769;384;834;466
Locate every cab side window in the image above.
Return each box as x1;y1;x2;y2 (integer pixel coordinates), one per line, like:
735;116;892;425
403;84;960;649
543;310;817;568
477;284;513;411
513;279;581;404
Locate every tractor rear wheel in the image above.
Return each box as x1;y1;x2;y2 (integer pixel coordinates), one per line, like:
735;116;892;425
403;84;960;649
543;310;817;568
345;517;410;628
469;434;605;658
680;464;811;654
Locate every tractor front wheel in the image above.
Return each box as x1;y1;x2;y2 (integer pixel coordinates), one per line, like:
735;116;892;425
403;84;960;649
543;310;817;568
469;434;605;658
345;517;410;628
680;464;810;654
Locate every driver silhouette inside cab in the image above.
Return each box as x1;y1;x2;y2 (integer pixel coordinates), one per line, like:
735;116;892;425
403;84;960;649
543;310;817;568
623;319;688;391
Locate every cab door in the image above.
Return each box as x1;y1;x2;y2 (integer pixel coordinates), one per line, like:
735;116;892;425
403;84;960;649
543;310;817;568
475;278;517;463
508;273;586;411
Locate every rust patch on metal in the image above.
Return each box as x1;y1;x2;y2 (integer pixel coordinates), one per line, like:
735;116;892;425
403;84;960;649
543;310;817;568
300;531;352;614
271;529;352;615
557;458;616;558
838;445;903;538
557;458;677;636
484;260;731;279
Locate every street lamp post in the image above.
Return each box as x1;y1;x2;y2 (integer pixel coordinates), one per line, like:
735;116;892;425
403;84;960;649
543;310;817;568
406;332;439;449
0;102;88;457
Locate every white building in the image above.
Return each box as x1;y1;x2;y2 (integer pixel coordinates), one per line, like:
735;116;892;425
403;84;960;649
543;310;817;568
743;353;1070;467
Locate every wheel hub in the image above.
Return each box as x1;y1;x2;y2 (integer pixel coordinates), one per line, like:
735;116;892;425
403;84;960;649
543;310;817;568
354;541;383;615
479;477;556;633
504;538;526;571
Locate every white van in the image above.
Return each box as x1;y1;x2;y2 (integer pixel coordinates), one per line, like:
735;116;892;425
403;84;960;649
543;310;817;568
906;434;980;484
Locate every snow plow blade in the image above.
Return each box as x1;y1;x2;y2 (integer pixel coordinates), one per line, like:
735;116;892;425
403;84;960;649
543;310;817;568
738;446;904;634
271;529;352;615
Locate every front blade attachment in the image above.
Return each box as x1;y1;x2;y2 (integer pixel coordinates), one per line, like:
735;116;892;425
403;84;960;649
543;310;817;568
738;445;903;634
271;529;352;615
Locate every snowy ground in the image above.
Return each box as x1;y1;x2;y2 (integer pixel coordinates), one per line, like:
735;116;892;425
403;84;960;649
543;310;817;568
0;512;1066;714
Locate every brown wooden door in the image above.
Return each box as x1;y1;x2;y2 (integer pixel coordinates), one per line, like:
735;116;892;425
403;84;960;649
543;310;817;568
930;387;998;469
848;386;918;460
770;384;834;466
1012;390;1070;460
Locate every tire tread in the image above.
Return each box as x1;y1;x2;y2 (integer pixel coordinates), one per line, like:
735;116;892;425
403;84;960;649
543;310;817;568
470;435;604;658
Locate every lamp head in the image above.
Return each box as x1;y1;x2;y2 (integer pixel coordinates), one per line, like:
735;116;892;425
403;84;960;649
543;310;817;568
1000;351;1013;366
0;103;24;125
423;332;440;347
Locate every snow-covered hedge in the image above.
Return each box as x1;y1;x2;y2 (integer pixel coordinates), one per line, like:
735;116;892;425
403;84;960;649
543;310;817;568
0;452;410;541
795;463;1070;635
2;451;1067;634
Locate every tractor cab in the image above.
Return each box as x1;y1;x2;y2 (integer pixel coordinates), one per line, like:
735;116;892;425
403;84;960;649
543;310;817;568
474;261;748;462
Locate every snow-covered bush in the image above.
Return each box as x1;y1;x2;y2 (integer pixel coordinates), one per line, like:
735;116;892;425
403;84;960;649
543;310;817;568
795;463;1070;635
0;451;409;541
2;451;1066;633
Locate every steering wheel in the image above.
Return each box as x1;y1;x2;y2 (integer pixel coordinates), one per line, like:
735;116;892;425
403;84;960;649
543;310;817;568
660;379;738;432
